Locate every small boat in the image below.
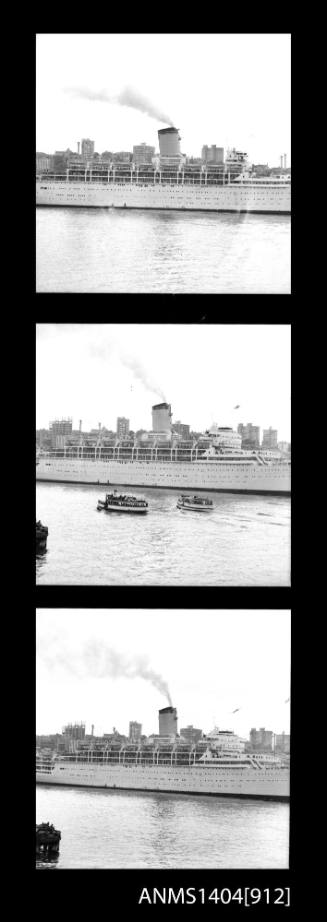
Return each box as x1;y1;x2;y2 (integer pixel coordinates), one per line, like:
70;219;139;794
36;520;48;549
177;494;213;511
97;491;148;514
36;822;61;855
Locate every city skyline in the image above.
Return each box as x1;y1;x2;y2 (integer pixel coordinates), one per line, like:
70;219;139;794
36;34;291;167
36;325;291;441
36;610;291;739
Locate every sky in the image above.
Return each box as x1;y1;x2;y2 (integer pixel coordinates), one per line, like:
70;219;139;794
36;609;291;738
36;324;291;441
36;34;291;166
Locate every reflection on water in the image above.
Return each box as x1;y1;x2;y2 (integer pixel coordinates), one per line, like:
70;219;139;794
36;483;290;586
36;785;289;869
36;208;291;294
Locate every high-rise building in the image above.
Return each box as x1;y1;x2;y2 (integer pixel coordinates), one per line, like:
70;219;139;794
173;421;190;440
133;143;155;165
81;138;95;161
36;152;53;172
152;403;172;433
117;417;130;439
201;145;224;164
249;728;273;752
180;725;203;743
274;732;290;755
129;721;142;742
262;427;278;450
237;423;260;449
158;706;178;737
49;418;73;448
62;723;86;741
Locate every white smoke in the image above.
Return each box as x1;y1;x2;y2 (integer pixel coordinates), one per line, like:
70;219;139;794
66;85;174;126
121;353;166;401
88;341;166;402
39;638;172;706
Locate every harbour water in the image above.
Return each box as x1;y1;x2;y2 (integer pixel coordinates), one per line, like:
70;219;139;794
36;785;289;869
36;208;291;294
36;483;290;585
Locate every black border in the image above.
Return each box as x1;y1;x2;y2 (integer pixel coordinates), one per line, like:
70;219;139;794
33;25;294;911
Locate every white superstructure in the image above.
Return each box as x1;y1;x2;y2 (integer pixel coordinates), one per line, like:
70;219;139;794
36;170;290;214
36;426;291;495
36;728;289;800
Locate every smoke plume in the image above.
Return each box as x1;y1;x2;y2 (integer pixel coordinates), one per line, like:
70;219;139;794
88;340;166;402
39;638;172;706
122;353;166;402
66;85;174;126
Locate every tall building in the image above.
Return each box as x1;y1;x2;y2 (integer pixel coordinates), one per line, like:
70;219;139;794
159;706;178;737
262;427;278;450
173;421;190;440
274;732;290;755
133;143;155;165
49;418;73;448
237;423;260;450
129;721;142;742
36;152;53;172
81;138;95;161
201;145;224;164
117;417;130;439
53;149;74;173
62;723;86;741
249;728;273;752
180;725;202;743
152;403;172;433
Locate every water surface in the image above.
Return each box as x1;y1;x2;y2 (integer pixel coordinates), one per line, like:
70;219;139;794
36;208;291;293
36;784;289;869
36;483;290;585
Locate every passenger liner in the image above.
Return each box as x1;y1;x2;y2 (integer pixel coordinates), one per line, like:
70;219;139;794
36;424;291;495
36;169;290;214
36;728;289;800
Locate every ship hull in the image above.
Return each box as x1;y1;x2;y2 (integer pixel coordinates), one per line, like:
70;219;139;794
36;763;289;799
36;180;291;214
36;458;291;495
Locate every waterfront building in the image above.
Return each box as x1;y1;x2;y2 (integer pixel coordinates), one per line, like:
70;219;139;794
62;722;86;741
262;427;278;450
201;145;224;164
49;417;73;449
36;152;53;172
173;421;191;440
237;423;260;450
274;732;290;755
133;142;155;165
180;725;203;743
81;138;95;160
117;417;130;439
129;721;142;742
249;727;273;752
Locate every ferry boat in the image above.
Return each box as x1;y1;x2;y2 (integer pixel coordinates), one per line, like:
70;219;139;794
36;168;290;214
97;491;148;513
35;728;289;800
36;422;291;496
177;494;213;511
